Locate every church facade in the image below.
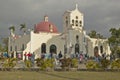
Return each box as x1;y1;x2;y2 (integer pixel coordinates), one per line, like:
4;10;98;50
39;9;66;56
8;5;111;60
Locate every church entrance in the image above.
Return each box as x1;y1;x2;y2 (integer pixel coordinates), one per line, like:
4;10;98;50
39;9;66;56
94;46;99;57
50;44;57;54
41;43;46;53
75;43;79;54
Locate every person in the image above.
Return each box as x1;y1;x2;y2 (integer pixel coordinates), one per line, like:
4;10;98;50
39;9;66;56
85;53;88;61
31;53;35;66
58;51;62;59
79;54;83;63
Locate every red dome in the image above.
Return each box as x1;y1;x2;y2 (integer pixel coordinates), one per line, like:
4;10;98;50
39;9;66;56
34;21;58;33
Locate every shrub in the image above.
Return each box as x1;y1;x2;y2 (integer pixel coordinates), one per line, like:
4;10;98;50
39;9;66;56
86;60;100;69
35;58;54;70
2;58;17;68
60;58;71;69
100;59;110;69
24;60;32;68
71;58;79;68
111;59;120;69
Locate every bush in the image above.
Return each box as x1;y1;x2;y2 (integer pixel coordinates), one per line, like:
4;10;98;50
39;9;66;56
24;60;32;68
71;58;79;68
2;58;17;68
100;59;110;69
60;58;71;69
111;59;120;69
86;60;100;69
35;58;54;70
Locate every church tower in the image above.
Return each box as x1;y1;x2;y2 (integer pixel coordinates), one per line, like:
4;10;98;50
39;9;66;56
63;4;84;32
63;4;85;55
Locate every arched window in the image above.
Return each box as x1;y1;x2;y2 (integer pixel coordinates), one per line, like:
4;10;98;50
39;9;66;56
41;43;46;53
72;19;74;26
94;46;99;57
66;16;68;19
79;21;82;27
75;43;79;54
49;24;53;32
100;45;103;54
76;16;78;19
49;44;57;54
76;20;78;26
76;35;79;42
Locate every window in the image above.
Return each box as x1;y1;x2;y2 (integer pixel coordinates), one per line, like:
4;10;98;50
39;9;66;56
79;21;82;27
76;35;79;42
72;20;74;26
79;21;82;24
49;44;57;54
76;35;79;39
41;43;46;53
76;16;78;19
100;46;103;54
66;16;68;19
76;24;78;26
94;46;99;57
72;20;74;23
49;24;53;32
76;20;78;26
75;43;79;54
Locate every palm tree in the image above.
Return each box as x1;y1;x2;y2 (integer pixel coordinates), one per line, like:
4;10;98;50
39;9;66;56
9;26;15;37
20;23;26;35
9;25;15;33
9;26;15;32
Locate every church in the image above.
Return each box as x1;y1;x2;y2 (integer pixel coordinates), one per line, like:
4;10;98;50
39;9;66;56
8;5;111;60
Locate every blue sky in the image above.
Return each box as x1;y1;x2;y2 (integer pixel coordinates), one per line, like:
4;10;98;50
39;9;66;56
0;0;120;38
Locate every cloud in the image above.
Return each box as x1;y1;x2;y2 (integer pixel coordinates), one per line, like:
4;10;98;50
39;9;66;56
0;0;120;38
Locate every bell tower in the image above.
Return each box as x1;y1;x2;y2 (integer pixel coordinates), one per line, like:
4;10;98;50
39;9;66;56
63;4;84;32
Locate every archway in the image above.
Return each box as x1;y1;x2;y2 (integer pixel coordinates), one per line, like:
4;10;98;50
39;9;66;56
100;45;103;54
41;43;46;53
49;44;57;54
94;46;99;57
75;43;79;54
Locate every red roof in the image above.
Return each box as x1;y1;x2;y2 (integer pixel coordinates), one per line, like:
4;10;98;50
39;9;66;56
34;21;58;33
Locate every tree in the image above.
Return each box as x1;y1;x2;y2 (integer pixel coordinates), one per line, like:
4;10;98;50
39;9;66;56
88;30;97;38
108;28;120;58
88;30;104;39
9;26;15;33
20;23;26;35
2;37;8;52
0;43;4;52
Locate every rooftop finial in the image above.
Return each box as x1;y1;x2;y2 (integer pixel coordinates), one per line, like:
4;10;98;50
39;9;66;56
44;15;48;22
75;4;78;10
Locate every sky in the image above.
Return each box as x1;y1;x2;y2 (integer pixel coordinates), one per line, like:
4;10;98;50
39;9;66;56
0;0;120;38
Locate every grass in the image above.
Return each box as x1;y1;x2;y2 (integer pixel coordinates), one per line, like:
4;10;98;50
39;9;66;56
0;71;120;80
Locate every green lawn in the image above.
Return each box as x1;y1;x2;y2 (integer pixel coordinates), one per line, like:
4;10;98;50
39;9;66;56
0;71;120;80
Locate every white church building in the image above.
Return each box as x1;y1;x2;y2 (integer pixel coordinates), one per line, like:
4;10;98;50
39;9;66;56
8;5;111;60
